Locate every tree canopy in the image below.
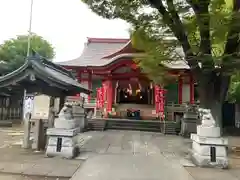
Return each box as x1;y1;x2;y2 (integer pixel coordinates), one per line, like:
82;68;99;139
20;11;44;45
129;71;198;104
0;34;55;74
82;0;240;126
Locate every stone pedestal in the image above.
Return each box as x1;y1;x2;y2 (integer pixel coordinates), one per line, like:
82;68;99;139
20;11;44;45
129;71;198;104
45;103;81;159
46;128;79;159
190;109;228;168
181;112;199;137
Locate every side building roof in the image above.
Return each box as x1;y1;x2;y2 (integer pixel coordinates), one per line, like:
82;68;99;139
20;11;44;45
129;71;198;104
57;37;189;70
0;52;92;96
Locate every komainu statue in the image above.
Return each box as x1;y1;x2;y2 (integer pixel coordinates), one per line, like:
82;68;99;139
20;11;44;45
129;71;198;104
58;103;74;121
198;108;216;127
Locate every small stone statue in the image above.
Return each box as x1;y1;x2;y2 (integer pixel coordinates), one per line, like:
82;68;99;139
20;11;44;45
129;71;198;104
58;103;74;121
198;108;216;127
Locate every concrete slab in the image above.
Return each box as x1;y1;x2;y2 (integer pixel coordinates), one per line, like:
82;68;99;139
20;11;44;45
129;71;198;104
47;164;80;178
71;154;195;180
0;162;34;174
186;167;239;180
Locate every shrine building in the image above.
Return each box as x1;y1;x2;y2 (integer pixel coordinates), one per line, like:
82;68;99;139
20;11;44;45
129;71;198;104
58;38;196;121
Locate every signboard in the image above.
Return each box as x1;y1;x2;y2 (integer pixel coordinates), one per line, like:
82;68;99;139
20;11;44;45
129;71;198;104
32;95;50;119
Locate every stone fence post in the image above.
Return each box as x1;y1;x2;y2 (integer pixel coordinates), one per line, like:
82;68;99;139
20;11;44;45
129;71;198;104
72;105;86;132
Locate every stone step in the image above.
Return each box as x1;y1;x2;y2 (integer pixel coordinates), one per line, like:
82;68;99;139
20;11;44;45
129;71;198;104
106;119;161;132
163;121;177;135
87;119;106;131
109;125;161;132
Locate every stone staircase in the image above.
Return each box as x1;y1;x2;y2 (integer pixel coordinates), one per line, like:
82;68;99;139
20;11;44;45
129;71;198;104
105;119;161;132
163;121;177;135
87;118;106;131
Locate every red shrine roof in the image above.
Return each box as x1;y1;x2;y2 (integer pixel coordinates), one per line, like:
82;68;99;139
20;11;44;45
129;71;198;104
58;37;189;69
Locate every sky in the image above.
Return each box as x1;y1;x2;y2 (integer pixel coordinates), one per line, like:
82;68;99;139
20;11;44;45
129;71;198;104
0;0;130;62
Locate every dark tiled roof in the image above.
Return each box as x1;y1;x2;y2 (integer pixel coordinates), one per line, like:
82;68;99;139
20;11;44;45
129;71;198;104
0;52;92;95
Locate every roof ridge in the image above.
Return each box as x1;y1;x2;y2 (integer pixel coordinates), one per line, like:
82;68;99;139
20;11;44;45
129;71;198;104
87;37;130;43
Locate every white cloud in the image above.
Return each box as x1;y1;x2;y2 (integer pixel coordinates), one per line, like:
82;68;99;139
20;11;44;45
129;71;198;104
0;0;130;62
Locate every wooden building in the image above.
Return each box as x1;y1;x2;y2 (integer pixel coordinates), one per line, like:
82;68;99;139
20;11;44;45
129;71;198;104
0;52;91;124
59;38;196;121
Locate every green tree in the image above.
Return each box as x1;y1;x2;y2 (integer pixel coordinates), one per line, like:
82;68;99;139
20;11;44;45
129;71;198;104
82;0;240;128
0;34;55;74
228;72;240;103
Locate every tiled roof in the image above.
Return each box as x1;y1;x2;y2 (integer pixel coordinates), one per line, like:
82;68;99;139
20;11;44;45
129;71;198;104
58;37;189;69
58;38;130;67
0;52;92;95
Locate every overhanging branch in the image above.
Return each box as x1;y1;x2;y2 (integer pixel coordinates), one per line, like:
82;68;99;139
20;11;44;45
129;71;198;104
222;0;240;66
187;0;214;70
148;0;201;74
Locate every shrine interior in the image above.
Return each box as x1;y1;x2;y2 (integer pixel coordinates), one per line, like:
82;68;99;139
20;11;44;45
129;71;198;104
115;80;153;105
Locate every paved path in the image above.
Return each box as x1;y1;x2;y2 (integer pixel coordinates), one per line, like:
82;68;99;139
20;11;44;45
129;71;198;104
72;130;240;180
1;127;240;180
77;130;191;160
72;154;194;180
72;130;195;180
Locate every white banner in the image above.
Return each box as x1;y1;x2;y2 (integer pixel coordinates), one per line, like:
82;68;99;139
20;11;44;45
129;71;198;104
24;94;34;120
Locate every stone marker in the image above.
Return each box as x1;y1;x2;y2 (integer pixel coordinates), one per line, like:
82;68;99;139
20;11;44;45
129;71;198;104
181;104;199;137
46;103;83;159
190;108;228;168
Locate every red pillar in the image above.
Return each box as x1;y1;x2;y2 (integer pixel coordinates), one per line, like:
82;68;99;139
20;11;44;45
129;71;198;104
154;85;166;120
159;87;165;121
190;75;195;104
88;72;92;102
154;85;159;115
106;79;113;113
178;76;183;104
76;70;82;97
102;81;107;105
77;70;82;82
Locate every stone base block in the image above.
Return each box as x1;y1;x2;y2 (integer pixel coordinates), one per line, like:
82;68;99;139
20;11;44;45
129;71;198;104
54;119;78;129
46;145;79;159
47;128;79;137
197;126;220;137
47;136;78;146
46;136;79;159
191;151;228;169
192;141;227;157
191;134;228;145
181;121;198;137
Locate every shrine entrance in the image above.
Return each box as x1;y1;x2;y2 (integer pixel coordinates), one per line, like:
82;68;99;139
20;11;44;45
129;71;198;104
116;79;152;105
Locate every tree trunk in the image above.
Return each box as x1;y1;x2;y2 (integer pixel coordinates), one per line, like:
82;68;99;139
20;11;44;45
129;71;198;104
199;92;223;133
196;71;230;135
